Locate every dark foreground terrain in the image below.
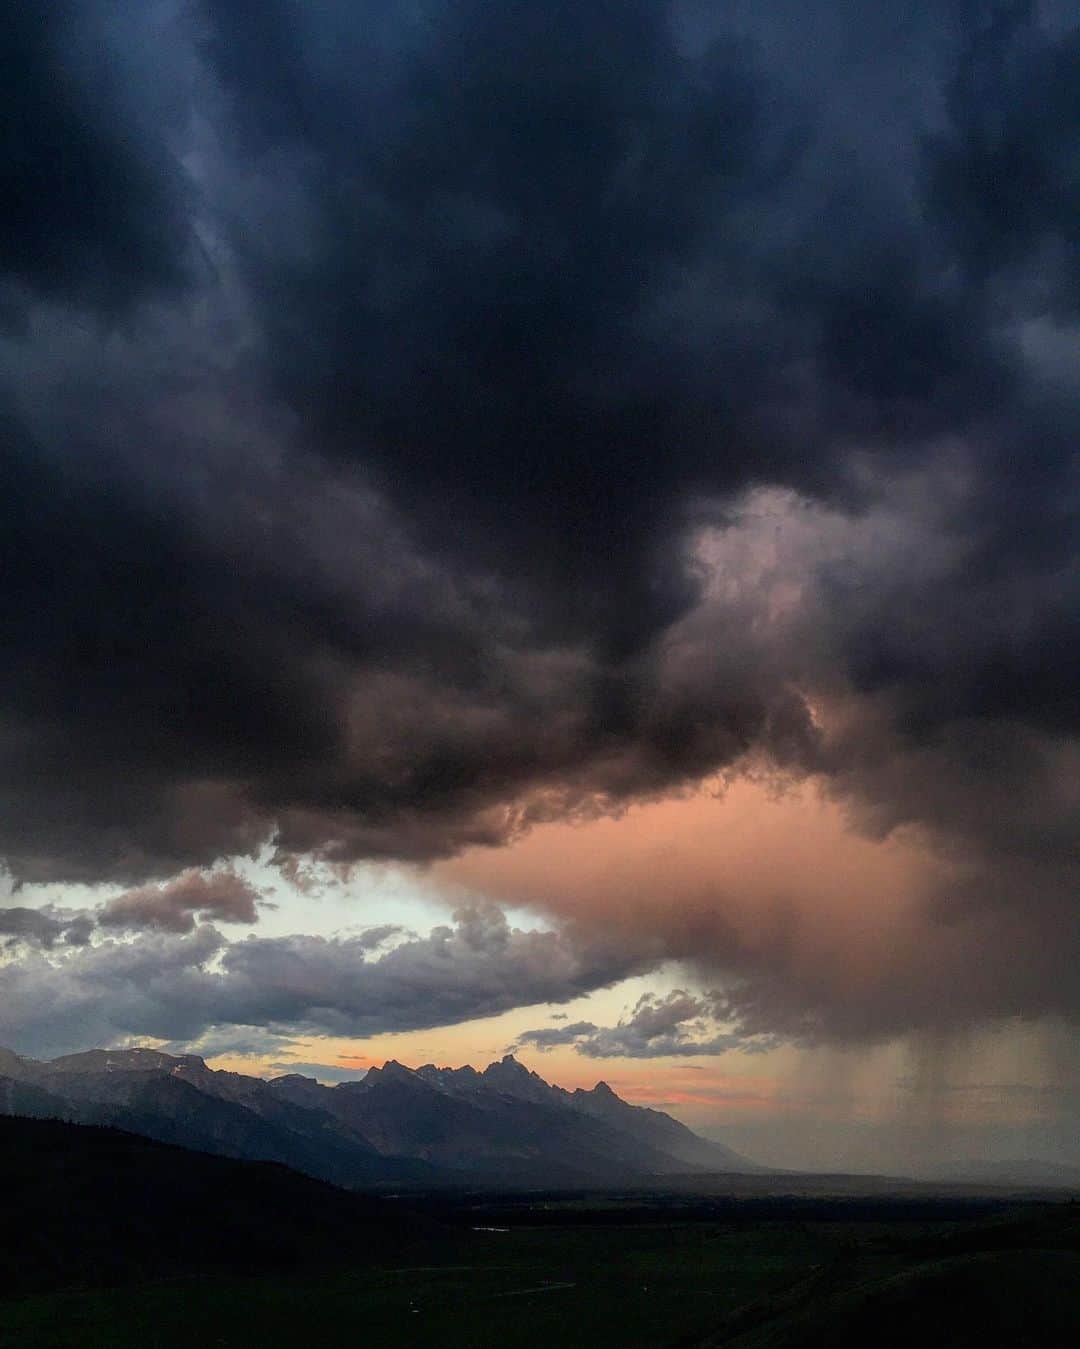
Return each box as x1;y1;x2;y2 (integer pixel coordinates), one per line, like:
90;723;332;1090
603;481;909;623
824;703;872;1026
2;1117;1078;1348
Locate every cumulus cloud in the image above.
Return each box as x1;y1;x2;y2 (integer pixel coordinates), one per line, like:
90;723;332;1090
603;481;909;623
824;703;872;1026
514;991;769;1059
511;1022;601;1051
98;870;262;933
0;905;93;950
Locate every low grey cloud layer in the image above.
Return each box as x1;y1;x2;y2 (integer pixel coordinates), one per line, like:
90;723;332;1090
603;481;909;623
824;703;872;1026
0;869;262;950
515;990;770;1059
0;906;644;1058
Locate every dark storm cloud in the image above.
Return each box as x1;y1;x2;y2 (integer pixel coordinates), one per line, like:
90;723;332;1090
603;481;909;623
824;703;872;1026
201;0;803;615
0;0;192;318
0;2;1077;1043
200;0;1011;634
927;1;1080;293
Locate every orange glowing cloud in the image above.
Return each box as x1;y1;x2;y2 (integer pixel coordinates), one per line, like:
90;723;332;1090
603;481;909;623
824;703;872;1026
433;777;971;1043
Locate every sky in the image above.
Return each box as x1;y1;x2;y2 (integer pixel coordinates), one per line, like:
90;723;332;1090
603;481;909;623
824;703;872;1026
0;0;1077;1174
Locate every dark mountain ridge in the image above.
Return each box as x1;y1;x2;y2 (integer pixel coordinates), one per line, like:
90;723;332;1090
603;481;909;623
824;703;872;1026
0;1045;761;1189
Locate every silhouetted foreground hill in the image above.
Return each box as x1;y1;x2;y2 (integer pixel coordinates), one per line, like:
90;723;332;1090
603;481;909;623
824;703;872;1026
0;1115;441;1300
0;1045;760;1188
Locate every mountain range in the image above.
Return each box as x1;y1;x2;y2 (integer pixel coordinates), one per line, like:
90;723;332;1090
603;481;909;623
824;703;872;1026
0;1045;761;1188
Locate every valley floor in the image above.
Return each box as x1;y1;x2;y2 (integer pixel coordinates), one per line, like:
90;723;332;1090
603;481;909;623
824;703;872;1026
4;1198;1079;1347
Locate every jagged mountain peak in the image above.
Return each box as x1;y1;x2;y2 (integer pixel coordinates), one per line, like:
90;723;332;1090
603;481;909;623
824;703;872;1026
480;1054;560;1104
363;1059;421;1087
482;1054;550;1084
